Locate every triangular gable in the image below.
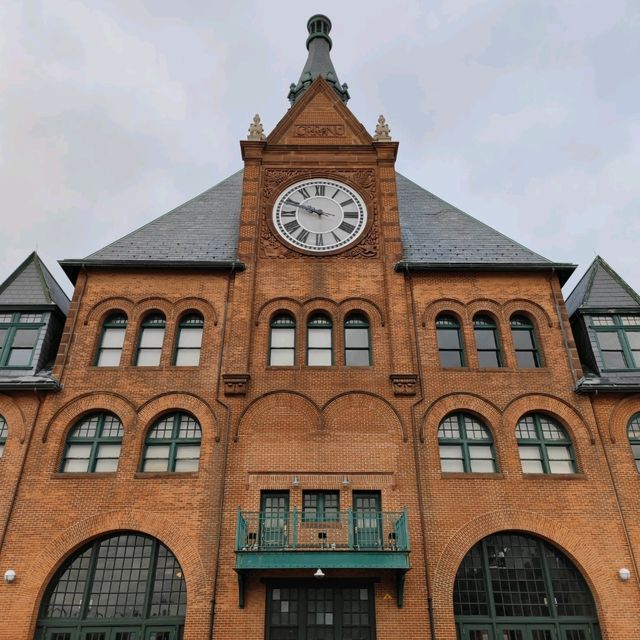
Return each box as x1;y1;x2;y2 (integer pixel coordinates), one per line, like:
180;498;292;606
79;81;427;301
268;77;372;146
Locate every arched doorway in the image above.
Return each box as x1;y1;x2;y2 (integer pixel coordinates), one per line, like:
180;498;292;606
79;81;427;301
36;532;186;640
454;532;600;640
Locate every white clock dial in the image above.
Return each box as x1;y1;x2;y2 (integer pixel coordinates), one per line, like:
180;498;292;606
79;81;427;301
272;178;368;253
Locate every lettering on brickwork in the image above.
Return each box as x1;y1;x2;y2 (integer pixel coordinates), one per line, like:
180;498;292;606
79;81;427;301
390;374;419;397
294;124;346;138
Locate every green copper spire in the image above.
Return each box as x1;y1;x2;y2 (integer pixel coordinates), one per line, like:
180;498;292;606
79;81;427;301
288;15;350;105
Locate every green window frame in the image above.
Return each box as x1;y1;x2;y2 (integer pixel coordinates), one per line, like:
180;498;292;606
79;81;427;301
95;312;127;366
61;413;123;473
516;413;576;474
438;413;496;473
135;312;166;366
473;314;503;367
627;413;640;472
302;491;340;521
344;312;371;366
142;412;201;473
307;313;332;366
592;314;640;370
510;314;541;368
0;415;7;459
174;313;204;366
269;313;296;366
0;311;44;368
436;313;465;367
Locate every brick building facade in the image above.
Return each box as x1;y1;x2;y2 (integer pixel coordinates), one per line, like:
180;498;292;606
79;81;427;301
1;14;639;640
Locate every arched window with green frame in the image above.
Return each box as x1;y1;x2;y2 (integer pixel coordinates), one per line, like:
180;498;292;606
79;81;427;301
95;312;127;367
307;313;332;366
174;312;204;366
135;312;166;366
0;415;7;458
344;312;371;366
61;412;123;473
142;412;201;473
473;314;503;367
436;313;465;367
438;413;496;473
36;532;186;639
516;413;576;474
269;313;296;366
628;413;640;471
510;313;541;368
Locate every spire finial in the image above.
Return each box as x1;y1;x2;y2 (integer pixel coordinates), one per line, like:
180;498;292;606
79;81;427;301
373;115;392;142
247;114;266;141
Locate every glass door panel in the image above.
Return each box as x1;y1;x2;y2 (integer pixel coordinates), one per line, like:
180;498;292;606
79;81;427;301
306;587;334;640
353;492;381;549
529;628;556;640
560;625;592;640
146;629;176;640
460;628;493;640
261;492;290;548
45;631;77;640
112;630;140;640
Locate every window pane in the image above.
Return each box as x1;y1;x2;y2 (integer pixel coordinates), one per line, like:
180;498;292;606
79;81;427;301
308;328;331;348
441;458;464;472
308;350;331;366
175;445;200;471
547;446;571;460
539;416;568;441
602;350;627;368
549;459;575;474
345;328;369;349
177;327;202;349
439;350;463;367
271;328;295;348
516;351;538;368
175;457;199;472
175;348;200;366
270;349;294;366
102;328;126;349
139;328;165;348
346;349;370;366
470;458;495;473
178;415;200;438
521;458;544;474
626;332;640;349
598;332;622;349
512;330;535;350
518;445;542;461
469;445;493;460
437;328;461;350
97;349;122;367
465;418;490;440
12;328;39;348
96;443;121;459
143;458;169;472
145;445;171;460
516;416;537;439
0;328;7;348
137;349;162;366
440;444;463;459
7;349;33;366
474;329;497;349
438;416;460;439
94;457;119;472
477;351;500;367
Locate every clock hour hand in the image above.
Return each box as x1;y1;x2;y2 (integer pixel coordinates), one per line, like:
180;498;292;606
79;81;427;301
296;202;335;216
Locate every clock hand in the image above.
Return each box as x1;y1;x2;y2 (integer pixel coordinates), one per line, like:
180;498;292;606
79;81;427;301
296;202;335;216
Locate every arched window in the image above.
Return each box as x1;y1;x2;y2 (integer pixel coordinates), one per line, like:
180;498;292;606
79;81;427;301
36;533;186;638
269;313;296;366
628;413;640;471
61;413;123;473
174;313;204;366
473;314;503;367
135;312;166;366
436;314;465;367
142;412;201;472
510;314;541;368
438;413;496;473
307;313;332;366
0;415;7;458
95;312;127;366
344;312;371;366
516;413;576;474
453;532;599;637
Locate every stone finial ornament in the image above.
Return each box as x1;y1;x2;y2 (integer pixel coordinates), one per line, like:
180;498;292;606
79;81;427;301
247;114;266;141
373;115;391;142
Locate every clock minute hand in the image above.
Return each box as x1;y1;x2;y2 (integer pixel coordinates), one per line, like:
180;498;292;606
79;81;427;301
296;202;334;216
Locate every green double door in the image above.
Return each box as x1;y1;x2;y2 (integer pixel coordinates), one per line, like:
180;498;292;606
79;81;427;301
459;623;595;640
42;627;179;640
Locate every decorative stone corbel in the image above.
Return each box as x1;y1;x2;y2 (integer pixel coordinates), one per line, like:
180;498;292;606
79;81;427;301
390;374;418;396
223;373;250;396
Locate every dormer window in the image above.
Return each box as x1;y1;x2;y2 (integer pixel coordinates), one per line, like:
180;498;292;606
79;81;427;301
0;312;44;368
592;315;640;370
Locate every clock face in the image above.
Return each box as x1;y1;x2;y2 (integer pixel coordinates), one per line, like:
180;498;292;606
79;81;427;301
272;178;368;253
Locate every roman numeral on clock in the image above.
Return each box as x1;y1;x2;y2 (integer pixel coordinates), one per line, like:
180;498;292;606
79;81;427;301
331;189;340;199
339;221;355;234
285;198;300;207
281;210;297;217
299;187;311;199
331;231;341;244
315;233;324;247
296;229;310;244
340;198;354;207
315;185;325;196
343;211;358;219
284;220;300;234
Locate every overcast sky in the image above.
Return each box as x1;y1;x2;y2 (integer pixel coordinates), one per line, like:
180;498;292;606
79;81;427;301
1;0;639;299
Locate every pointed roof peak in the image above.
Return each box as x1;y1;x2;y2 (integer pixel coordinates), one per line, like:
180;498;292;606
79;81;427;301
288;14;350;106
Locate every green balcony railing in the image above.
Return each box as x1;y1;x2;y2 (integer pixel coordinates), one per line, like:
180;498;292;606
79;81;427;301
236;508;409;552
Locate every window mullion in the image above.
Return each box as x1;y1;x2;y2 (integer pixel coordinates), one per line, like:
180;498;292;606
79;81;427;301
619;327;635;367
537;539;559;620
0;326;17;366
143;539;160;619
480;538;497;622
80;542;100;619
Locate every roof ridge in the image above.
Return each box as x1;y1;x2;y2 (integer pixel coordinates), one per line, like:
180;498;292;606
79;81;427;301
31;253;54;304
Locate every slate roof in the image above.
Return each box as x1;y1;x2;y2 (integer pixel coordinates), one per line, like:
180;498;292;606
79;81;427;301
60;170;574;284
565;256;640;317
0;252;70;314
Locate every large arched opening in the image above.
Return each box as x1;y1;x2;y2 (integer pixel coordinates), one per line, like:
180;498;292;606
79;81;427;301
454;532;600;640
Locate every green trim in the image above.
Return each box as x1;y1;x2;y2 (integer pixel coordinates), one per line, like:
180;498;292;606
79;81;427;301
591;314;640;370
438;413;497;473
473;314;503;367
302;490;339;522
142;412;201;473
235;550;410;570
61;413;123;473
510;314;542;368
0;311;44;368
436;314;466;367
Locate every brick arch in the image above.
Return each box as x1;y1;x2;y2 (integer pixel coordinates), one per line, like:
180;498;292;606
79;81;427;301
323;391;406;442
302;297;340;321
431;510;606;639
0;393;27;444
132;298;174;324
607;394;640;444
503;393;595;445
503;299;554;329
420;393;502;444
338;298;385;326
174;297;218;326
255;297;303;325
84;297;134;325
42;392;137;443
467;298;506;323
137;392;219;442
236;391;322;441
421;298;469;328
26;509;209;635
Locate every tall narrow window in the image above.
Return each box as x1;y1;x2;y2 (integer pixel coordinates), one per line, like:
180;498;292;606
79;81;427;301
142;412;201;472
473;314;503;367
0;415;7;458
0;312;44;367
344;313;371;366
436;314;465;367
307;313;332;366
174;313;204;366
269;313;296;366
628;413;640;472
61;413;123;473
516;413;576;474
135;313;166;366
438;413;496;473
95;312;127;366
510;314;541;368
592;314;640;369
